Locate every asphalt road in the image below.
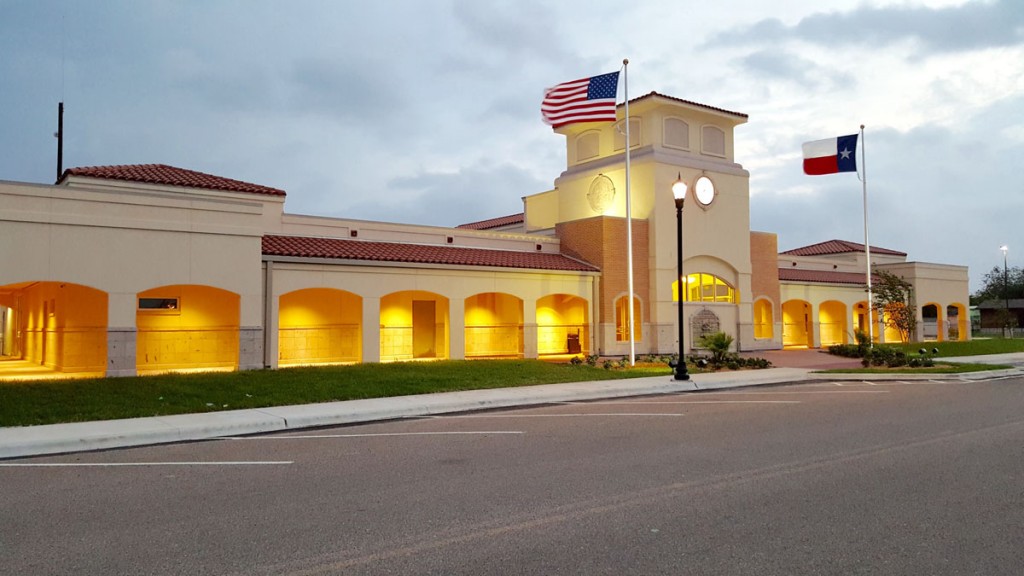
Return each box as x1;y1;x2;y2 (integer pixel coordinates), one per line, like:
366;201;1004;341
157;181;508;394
2;375;1023;575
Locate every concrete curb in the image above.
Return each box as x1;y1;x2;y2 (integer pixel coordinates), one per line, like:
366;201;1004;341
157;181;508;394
0;368;808;459
1;363;1019;460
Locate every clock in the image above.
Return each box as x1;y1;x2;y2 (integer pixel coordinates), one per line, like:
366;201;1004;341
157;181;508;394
694;175;716;207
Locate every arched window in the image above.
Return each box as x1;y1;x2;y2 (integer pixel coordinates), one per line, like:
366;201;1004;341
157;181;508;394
615;295;642;342
701;125;726;157
576;131;600;162
754;298;773;339
664;117;689;150
674;273;737;303
613;118;641;151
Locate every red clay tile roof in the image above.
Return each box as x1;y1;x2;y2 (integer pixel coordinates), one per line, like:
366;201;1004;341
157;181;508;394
59;164;286;197
779;268;875;285
457;213;525;230
630;92;748;119
781;239;906;257
262;235;598;272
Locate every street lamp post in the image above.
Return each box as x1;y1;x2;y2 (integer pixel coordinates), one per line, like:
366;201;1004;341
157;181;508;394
672;174;690;381
1001;245;1010;336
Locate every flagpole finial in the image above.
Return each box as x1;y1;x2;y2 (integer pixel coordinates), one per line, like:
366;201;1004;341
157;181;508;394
860;124;865;130
623;58;629;65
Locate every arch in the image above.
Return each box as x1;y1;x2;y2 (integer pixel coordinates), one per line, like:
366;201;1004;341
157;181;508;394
852;301;881;343
576;130;600;162
536;294;589;356
818;300;848;346
921;303;941;341
380;290;449;362
0;281;107;379
753;298;774;339
673;273;738;303
701;124;726;157
136;284;239;373
614;295;642;342
782;299;813;348
465;292;523;358
279;288;362;366
947;303;967;341
663;117;690;150
613;118;641;150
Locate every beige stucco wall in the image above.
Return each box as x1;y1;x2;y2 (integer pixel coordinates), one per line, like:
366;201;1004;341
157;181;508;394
0;178;274;374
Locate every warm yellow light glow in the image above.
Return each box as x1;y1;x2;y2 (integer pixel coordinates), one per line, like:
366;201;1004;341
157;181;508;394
818;301;847;346
754;299;773;339
137;285;239;372
465;292;524;358
279;288;362;366
672;173;688;201
536;294;588;355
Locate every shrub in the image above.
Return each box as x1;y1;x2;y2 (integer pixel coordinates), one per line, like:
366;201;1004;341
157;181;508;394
699;332;734;369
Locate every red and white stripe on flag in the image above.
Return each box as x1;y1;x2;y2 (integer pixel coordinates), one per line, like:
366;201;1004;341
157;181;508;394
541;72;620;129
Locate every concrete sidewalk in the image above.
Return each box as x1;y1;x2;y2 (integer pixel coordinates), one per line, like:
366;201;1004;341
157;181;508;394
2;352;1022;460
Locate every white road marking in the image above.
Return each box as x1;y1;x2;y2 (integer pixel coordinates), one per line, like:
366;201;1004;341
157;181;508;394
227;431;525;439
696;390;890;395
575;400;801;405
437;413;685;419
0;461;293;467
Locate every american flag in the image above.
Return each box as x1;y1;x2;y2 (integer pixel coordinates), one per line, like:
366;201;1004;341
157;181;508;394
541;71;620;129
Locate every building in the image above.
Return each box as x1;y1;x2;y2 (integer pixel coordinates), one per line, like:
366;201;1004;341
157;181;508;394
0;92;970;380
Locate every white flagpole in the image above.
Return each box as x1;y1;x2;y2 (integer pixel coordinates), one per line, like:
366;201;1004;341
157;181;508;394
623;58;635;365
861;124;874;346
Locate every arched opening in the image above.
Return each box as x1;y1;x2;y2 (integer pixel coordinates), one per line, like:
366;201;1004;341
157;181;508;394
136;285;239;374
818;301;848;346
753;298;774;339
922;303;941;341
782;300;812;348
465;292;523;358
536;294;588;357
0;281;107;380
380;291;449;362
852;301;881;342
614;295;642;342
947;303;967;341
279;288;362;366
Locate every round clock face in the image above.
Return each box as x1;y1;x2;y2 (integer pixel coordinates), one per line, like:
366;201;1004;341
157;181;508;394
694;176;716;206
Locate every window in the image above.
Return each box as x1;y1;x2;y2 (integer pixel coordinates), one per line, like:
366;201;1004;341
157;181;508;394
675;273;737;304
615;296;642;342
754;299;773;339
613;118;641;151
576;131;600;162
701;125;726;157
664;117;689;150
139;297;179;311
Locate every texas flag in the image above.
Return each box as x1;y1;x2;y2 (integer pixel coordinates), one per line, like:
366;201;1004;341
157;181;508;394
802;134;859;175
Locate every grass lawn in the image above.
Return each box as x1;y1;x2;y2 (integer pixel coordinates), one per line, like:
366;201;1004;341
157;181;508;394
0;360;672;427
819;362;1012;375
887;337;1024;356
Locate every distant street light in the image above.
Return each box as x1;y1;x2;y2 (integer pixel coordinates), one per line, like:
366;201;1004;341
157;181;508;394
1001;245;1010;336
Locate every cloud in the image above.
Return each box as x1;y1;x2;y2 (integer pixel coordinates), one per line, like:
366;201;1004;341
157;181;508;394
707;0;1024;55
339;161;544;226
735;48;856;89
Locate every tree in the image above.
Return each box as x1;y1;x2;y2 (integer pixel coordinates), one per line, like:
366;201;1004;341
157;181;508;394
971;265;1024;305
872;269;916;343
